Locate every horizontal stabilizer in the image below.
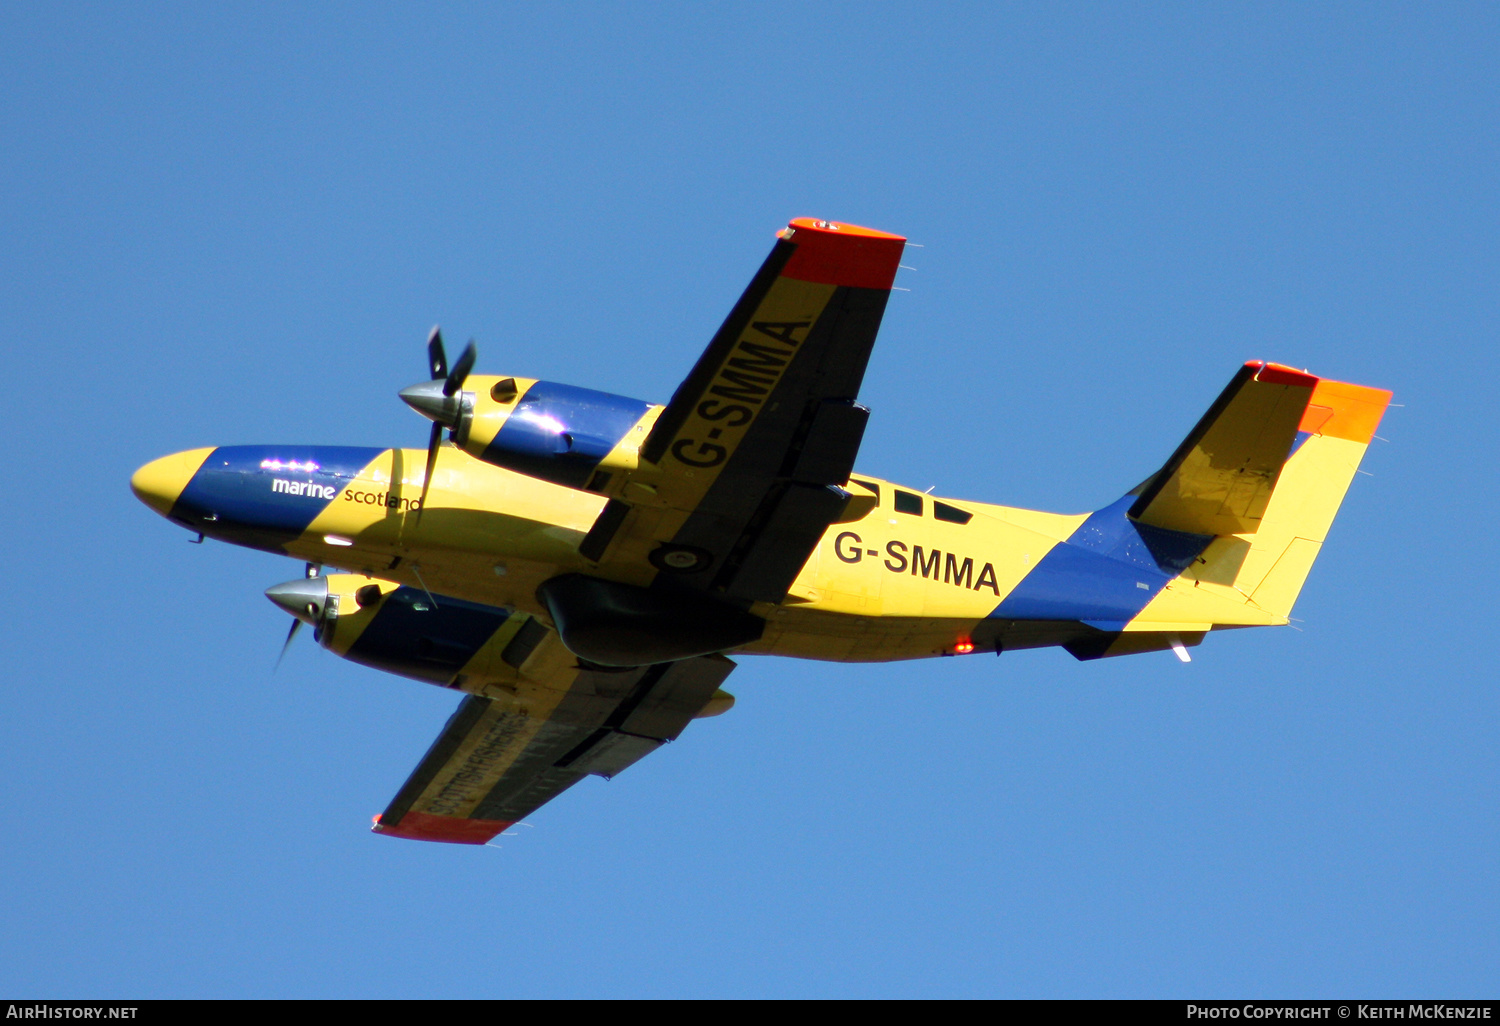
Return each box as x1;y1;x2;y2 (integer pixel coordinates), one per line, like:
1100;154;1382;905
1130;362;1317;536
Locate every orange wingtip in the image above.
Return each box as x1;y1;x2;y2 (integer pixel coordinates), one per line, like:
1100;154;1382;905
1247;360;1319;389
1301;378;1393;444
371;810;512;845
779;217;907;290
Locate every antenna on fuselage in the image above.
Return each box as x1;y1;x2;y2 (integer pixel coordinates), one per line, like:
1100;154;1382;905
409;562;440;611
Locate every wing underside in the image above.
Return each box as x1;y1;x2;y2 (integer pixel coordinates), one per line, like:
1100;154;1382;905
584;218;907;604
373;637;734;844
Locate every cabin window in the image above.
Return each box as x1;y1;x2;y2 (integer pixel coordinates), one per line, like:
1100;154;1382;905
894;490;923;515
851;479;880;503
933;501;973;525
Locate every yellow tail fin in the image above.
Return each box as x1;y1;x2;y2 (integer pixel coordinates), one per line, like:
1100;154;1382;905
1179;370;1392;621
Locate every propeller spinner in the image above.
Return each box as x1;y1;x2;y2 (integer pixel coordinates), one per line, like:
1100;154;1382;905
399;326;476;519
266;568;329;670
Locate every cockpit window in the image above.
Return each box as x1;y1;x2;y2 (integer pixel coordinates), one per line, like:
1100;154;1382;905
933;501;973;525
894;490;923;515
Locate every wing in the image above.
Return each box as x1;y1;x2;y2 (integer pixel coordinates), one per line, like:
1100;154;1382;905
372;625;734;844
581;218;906;603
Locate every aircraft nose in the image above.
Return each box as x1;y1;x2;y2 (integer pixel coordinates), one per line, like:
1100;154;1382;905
130;448;213;517
265;577;331;627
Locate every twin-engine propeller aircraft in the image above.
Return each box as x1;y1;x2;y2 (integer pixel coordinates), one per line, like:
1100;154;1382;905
131;218;1391;845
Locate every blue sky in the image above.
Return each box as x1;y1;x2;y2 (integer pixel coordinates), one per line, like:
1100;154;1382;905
2;2;1496;998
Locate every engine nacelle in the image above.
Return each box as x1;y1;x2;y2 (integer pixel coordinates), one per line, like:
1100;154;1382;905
266;573;739;714
273;573;539;692
450;375;657;492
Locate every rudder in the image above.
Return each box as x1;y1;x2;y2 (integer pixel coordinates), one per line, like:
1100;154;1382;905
1122;364;1391;629
1230;376;1391;617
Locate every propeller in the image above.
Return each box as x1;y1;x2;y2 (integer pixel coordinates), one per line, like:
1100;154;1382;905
275;617;302;671
427;325;449;381
267;565;325;672
405;326;476;521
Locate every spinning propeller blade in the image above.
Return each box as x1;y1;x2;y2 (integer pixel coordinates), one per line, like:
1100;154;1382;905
274;618;301;671
410;330;478;521
418;422;443;519
427;326;448;381
444;341;476;396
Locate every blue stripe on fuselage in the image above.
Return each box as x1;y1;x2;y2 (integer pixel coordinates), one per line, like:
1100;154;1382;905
990;494;1213;627
482;381;649;489
171;445;384;541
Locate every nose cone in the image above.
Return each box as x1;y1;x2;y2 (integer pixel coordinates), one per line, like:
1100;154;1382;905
399;379;461;426
130;448;214;516
265;577;331;627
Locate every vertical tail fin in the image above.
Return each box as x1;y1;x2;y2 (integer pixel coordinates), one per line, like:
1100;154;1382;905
1131;362;1320;537
1130;362;1391;625
1224;375;1392;618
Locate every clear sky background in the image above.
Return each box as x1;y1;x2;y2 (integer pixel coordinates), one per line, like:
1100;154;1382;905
2;2;1496;999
